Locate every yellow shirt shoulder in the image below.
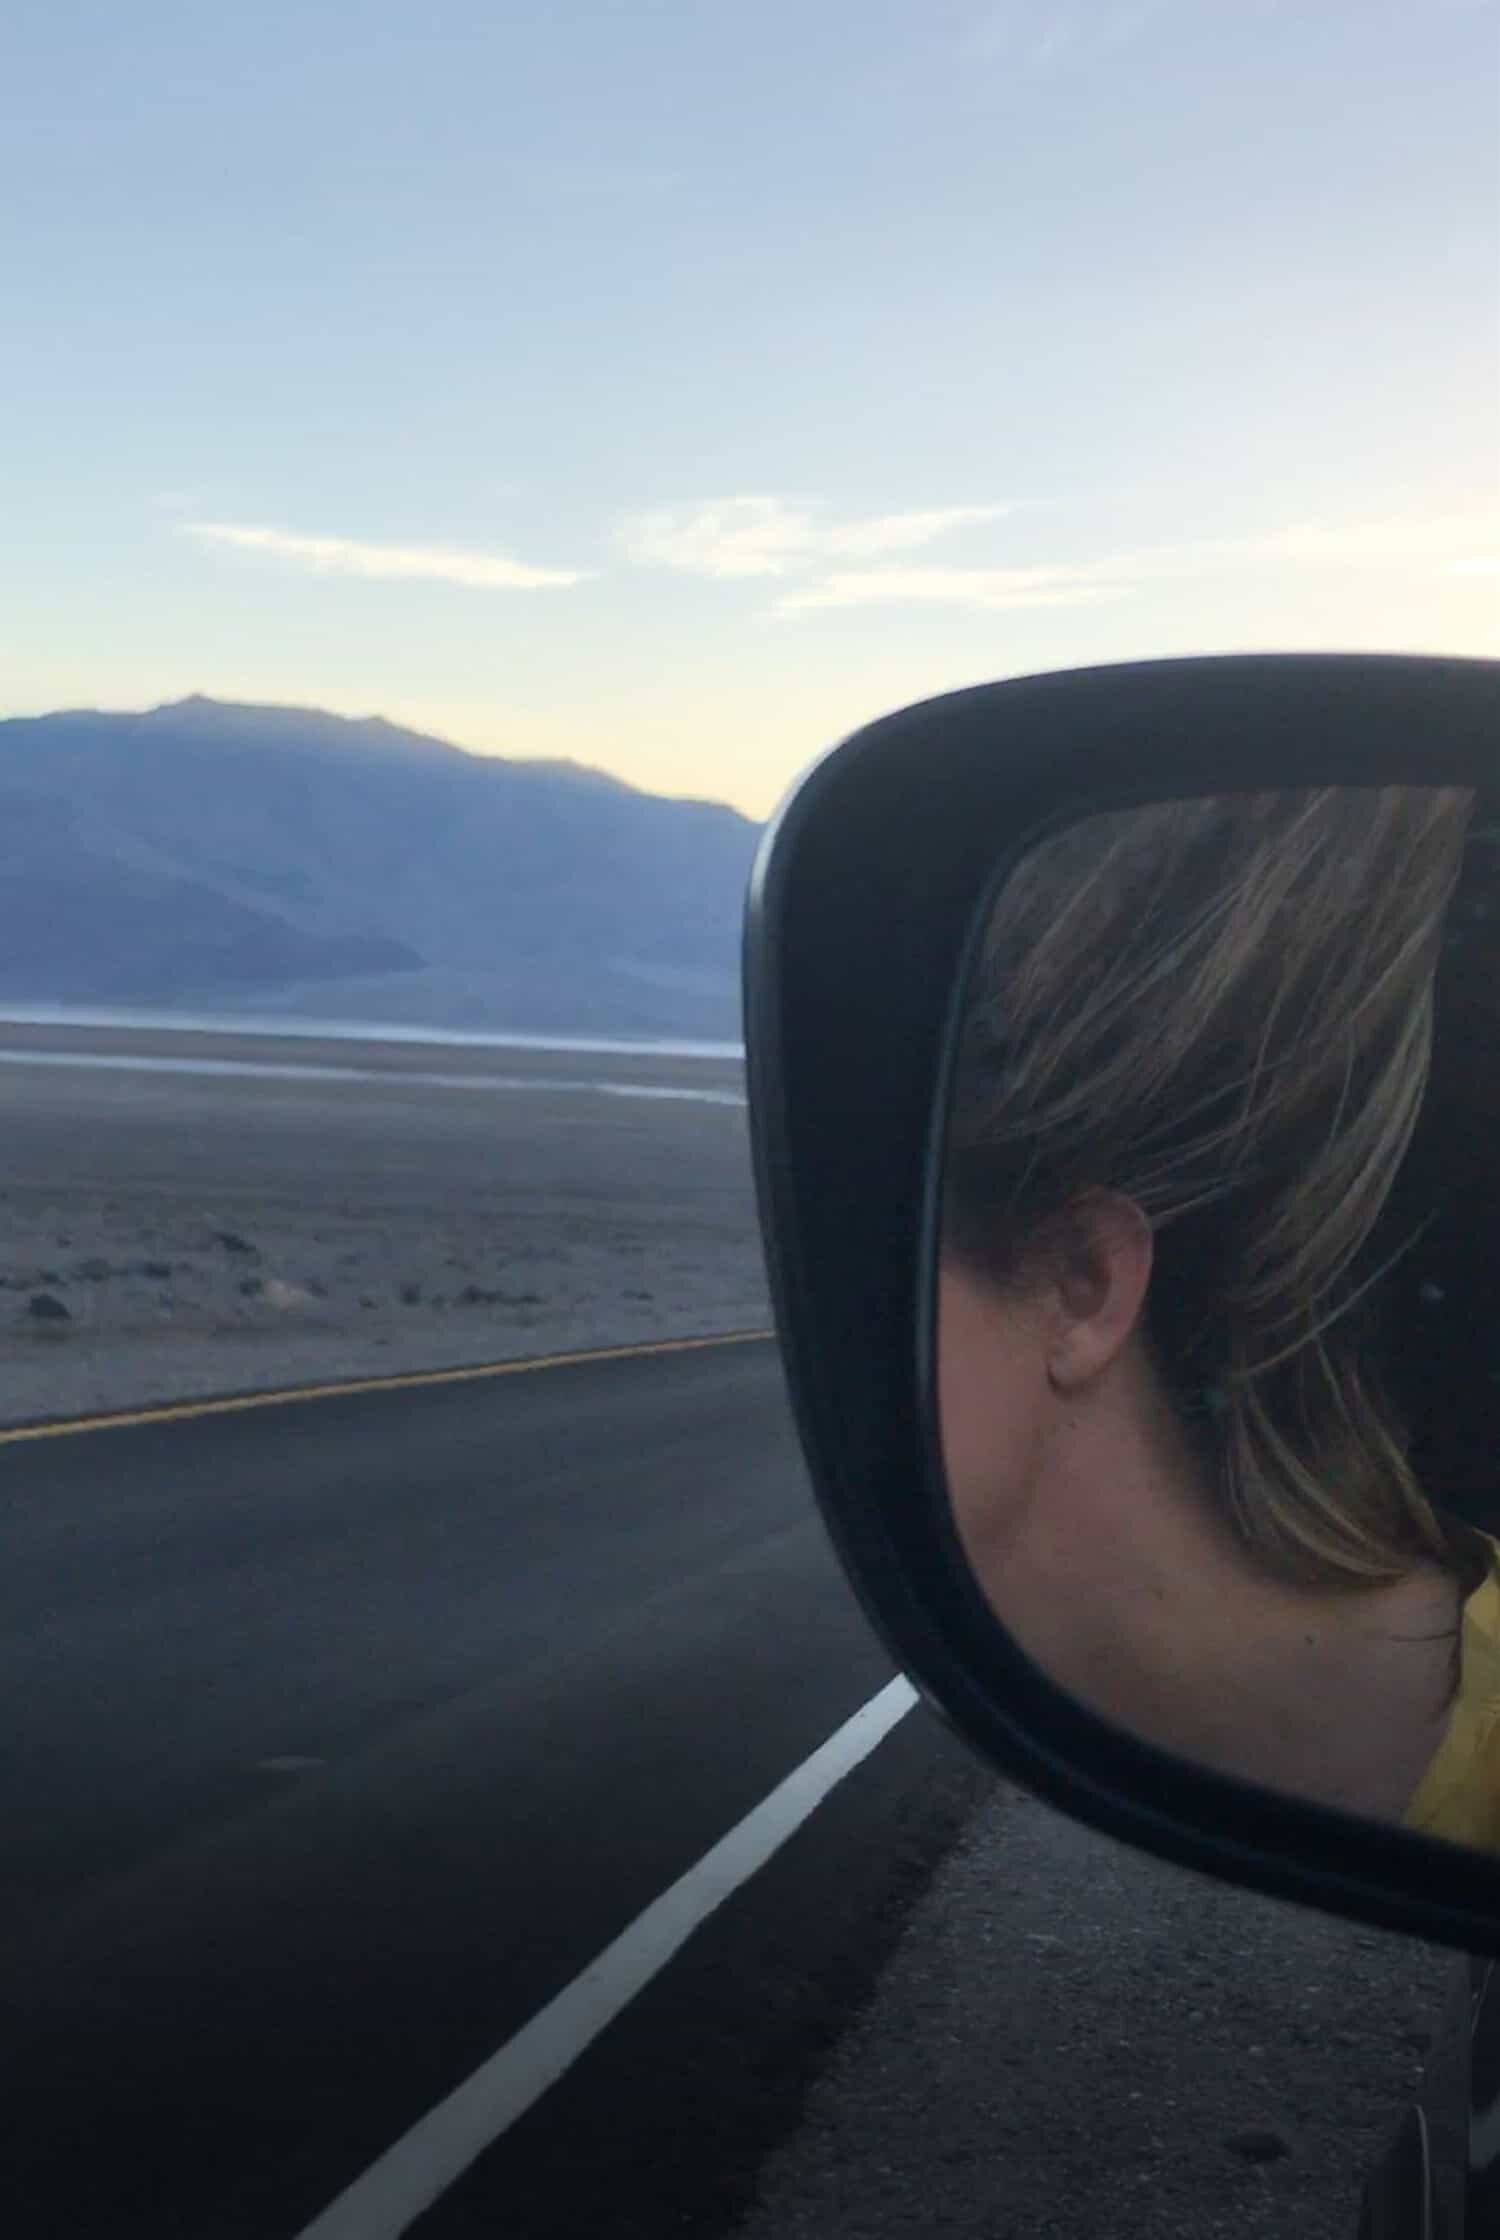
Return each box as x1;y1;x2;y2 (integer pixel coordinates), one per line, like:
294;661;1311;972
1405;1544;1500;1853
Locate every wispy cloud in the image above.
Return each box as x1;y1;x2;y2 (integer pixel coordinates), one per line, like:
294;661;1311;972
617;496;1012;580
183;521;589;591
780;566;1119;615
821;507;1017;558
962;0;1486;80
778;516;1498;614
966;0;1179;73
1261;517;1500;567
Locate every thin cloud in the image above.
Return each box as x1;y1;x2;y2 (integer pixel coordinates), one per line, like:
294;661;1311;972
821;506;1017;558
966;0;1177;72
780;566;1118;615
183;521;589;591
778;516;1497;614
618;496;1012;579
1263;516;1500;567
619;498;816;578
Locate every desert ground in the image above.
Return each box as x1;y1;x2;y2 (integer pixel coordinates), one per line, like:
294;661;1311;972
0;1017;769;1425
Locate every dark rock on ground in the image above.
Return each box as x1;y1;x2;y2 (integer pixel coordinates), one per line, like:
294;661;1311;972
1223;2129;1293;2163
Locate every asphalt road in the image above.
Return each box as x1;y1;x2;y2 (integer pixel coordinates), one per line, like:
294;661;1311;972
0;1337;987;2238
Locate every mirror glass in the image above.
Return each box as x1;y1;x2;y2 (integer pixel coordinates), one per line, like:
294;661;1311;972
938;785;1500;1858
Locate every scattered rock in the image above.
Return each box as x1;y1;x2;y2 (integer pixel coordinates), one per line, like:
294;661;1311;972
399;1281;422;1305
1222;2129;1291;2164
238;1276;264;1297
76;1258;112;1281
359;1297;378;1310
141;1259;172;1281
26;1292;71;1323
262;1279;317;1312
216;1231;256;1256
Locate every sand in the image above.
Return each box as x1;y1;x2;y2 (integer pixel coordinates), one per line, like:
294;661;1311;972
0;1020;770;1426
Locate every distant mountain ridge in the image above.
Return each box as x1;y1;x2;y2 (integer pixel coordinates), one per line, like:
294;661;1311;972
0;699;760;1040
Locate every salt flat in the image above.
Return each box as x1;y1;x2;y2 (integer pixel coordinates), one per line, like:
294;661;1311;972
0;1019;768;1425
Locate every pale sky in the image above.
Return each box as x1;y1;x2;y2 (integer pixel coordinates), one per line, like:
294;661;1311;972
5;0;1497;815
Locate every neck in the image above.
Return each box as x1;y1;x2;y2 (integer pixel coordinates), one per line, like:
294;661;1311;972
982;1378;1462;1821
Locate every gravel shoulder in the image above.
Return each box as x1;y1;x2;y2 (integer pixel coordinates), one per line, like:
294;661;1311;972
729;1780;1458;2240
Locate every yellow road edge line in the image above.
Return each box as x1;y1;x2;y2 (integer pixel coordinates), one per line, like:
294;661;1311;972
0;1329;776;1446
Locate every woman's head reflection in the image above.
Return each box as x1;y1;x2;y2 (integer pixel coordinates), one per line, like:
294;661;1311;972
940;786;1500;1843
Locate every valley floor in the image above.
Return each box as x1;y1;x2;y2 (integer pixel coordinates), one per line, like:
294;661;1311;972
0;1019;768;1424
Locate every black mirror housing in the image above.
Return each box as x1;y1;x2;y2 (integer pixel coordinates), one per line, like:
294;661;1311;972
744;652;1500;1958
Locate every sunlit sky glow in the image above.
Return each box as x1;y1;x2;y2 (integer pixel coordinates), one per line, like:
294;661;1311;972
4;0;1497;814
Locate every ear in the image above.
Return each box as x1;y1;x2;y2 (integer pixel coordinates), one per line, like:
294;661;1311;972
1045;1191;1153;1392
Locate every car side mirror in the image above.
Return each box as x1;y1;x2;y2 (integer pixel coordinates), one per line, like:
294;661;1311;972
745;653;1500;1955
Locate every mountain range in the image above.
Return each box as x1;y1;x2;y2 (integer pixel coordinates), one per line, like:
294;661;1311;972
0;698;762;1040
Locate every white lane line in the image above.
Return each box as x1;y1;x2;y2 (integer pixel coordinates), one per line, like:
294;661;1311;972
292;1675;919;2240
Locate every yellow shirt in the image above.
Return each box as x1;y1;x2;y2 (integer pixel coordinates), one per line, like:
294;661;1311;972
1405;1541;1500;1853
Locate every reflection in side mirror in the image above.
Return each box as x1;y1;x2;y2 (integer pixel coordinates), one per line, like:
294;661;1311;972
939;787;1500;1857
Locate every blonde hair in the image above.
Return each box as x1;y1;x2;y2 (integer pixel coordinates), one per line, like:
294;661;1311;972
946;786;1484;1595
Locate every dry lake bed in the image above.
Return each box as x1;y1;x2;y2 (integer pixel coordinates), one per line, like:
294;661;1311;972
0;1015;769;1425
